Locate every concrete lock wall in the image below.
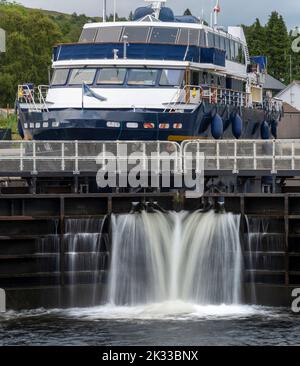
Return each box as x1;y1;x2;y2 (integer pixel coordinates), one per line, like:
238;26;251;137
0;193;299;309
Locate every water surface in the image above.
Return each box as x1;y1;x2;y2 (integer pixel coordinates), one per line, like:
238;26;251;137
0;303;299;346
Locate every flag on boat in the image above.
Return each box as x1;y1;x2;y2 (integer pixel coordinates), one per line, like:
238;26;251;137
214;0;221;13
82;83;107;108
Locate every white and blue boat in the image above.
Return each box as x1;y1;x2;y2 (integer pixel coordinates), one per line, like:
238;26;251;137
16;0;282;141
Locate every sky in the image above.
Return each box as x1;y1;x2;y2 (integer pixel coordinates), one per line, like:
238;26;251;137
14;0;300;29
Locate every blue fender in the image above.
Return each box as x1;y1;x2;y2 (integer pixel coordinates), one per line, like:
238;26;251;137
232;114;243;139
17;118;25;139
223;119;231;131
260;120;270;140
211;114;223;139
198;111;212;133
271;120;278;139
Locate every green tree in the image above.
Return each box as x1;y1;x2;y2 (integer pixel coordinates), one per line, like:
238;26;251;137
183;9;192;16
0;3;62;106
128;11;134;21
243;18;266;56
265;12;290;82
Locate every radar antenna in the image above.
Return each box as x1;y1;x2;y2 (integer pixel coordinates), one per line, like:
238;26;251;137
144;0;167;19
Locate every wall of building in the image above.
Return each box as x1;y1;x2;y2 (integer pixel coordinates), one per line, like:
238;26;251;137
278;113;300;139
278;84;300;111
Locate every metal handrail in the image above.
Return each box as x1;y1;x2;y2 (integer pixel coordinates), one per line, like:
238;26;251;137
182;139;300;174
0;139;299;176
0;140;181;175
17;84;50;112
163;84;251;113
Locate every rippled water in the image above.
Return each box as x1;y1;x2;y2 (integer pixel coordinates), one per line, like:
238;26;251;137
0;303;299;346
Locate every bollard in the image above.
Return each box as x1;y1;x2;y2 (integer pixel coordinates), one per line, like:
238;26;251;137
0;288;6;312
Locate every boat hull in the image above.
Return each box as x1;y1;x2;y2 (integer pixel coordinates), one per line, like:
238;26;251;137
18;104;272;141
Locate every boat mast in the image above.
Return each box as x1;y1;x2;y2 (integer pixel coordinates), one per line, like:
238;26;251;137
102;0;107;23
113;0;116;22
213;0;221;27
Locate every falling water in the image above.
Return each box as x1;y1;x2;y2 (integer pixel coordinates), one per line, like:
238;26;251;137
109;210;243;306
65;218;108;306
179;211;242;304
245;217;286;303
109;212;173;305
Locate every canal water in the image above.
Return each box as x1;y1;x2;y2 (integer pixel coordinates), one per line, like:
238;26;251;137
0;211;299;346
0;305;299;346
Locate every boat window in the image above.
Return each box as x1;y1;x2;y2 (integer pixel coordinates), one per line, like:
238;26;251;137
230;40;235;61
177;29;199;46
202;72;208;84
234;42;239;62
217;76;226;88
214;35;220;49
237;43;245;64
207;32;214;47
225;38;231;60
95;26;123;43
199;30;206;47
150;27;178;44
191;71;200;86
123;26;150;43
51;69;69;86
79;28;97;43
210;74;216;86
69;69;97;85
128;69;158;86
159;69;183;86
219;36;226;51
97;68;127;85
240;45;245;64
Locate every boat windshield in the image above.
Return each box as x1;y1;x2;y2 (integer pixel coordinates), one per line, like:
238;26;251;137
79;28;97;43
95;27;123;43
149;27;178;44
159;69;183;86
51;69;69;86
177;29;199;46
69;69;97;85
97;68;127;85
127;69;158;86
122;26;150;43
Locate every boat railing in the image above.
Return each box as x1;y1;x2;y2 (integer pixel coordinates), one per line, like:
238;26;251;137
263;97;283;115
17;84;49;112
163;84;250;113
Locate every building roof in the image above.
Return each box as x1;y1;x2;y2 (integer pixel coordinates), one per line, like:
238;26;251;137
283;102;300;114
264;74;286;91
276;80;300;98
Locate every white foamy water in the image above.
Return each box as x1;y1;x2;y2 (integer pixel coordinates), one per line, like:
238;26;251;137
109;210;243;306
65;302;268;321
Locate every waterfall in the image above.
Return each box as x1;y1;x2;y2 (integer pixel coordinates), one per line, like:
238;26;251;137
245;217;286;303
109;212;173;305
109;210;243;306
64;218;109;306
179;211;242;304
